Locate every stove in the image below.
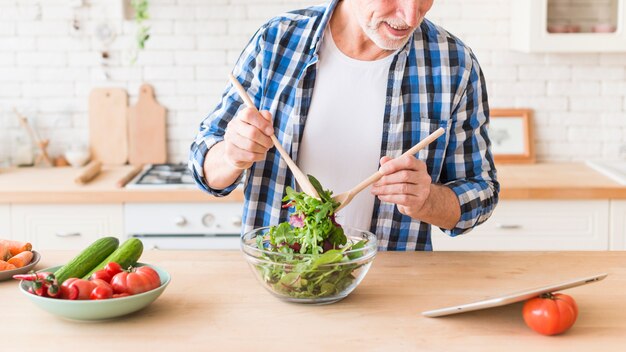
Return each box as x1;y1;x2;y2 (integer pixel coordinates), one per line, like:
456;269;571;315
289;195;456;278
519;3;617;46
125;163;197;189
123;163;244;250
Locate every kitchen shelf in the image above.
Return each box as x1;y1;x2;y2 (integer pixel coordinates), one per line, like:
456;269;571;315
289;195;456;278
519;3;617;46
511;0;626;52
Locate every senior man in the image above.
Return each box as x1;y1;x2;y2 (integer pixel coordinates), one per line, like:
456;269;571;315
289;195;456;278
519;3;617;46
189;0;499;250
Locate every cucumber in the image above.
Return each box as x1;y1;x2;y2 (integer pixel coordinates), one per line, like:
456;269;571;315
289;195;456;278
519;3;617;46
54;237;119;284
82;238;144;279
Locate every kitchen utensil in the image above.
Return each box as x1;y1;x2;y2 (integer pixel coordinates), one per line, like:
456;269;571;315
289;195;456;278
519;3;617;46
74;160;102;185
0;251;41;281
116;164;144;188
241;226;376;304
17;262;170;321
228;73;319;199
127;84;167;165
88;88;128;165
332;127;445;212
13;108;52;167
64;148;90;167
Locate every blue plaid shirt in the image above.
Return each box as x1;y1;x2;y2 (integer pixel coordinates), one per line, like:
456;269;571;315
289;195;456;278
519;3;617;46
189;0;499;251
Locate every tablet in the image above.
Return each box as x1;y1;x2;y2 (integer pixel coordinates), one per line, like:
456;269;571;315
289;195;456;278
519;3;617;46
422;273;607;318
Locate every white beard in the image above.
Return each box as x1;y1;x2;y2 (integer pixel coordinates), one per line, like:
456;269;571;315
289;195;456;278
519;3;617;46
359;17;423;51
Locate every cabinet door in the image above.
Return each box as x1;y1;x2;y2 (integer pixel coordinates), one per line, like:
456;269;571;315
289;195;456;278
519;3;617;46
11;204;123;250
431;200;609;251
610;200;626;250
0;204;9;237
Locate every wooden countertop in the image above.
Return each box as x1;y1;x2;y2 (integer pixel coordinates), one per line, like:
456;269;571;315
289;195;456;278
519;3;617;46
496;163;626;199
0;166;243;203
0;162;624;203
1;251;624;351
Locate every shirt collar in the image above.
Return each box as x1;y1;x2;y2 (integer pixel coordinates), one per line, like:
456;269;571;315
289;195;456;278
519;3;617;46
309;0;340;53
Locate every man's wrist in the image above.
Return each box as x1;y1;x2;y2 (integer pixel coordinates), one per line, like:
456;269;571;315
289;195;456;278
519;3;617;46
412;184;435;219
410;184;461;230
204;142;245;189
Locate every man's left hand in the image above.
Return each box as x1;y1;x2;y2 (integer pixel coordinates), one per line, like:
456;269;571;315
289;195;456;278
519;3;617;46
370;155;432;218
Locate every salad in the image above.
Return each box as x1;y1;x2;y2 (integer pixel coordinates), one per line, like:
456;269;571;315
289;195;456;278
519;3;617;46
252;175;373;300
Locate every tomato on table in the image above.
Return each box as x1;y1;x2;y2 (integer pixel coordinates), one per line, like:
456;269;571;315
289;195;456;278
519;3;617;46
522;292;578;335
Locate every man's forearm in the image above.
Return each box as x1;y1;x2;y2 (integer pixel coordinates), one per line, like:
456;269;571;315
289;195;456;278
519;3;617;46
203;141;244;189
414;184;461;230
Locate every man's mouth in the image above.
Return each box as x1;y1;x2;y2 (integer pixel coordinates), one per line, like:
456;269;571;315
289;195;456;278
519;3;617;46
382;22;412;38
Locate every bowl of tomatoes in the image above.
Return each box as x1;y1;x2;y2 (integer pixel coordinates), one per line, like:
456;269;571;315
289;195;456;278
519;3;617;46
17;262;170;321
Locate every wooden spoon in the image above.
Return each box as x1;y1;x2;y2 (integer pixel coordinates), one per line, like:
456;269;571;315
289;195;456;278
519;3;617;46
228;74;320;199
332;127;445;212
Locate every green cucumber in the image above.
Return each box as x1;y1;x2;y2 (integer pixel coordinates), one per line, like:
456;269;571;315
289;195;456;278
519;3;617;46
54;237;119;284
82;238;144;279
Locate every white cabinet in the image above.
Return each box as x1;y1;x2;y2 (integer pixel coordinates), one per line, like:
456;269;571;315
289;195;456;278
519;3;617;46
511;0;626;52
0;204;9;237
610;200;626;250
11;204;123;250
432;200;610;250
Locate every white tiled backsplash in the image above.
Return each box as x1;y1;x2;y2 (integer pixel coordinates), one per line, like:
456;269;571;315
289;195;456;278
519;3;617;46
0;0;625;164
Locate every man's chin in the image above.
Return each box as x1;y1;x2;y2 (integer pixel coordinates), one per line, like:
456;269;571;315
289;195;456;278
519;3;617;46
369;34;411;51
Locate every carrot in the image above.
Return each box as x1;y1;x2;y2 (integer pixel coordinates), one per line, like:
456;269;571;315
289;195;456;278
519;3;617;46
0;239;32;256
7;250;33;268
0;243;10;261
0;260;17;271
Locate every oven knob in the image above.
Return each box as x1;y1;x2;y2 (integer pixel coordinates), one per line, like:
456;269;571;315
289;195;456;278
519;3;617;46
231;216;242;227
202;213;215;227
174;216;187;227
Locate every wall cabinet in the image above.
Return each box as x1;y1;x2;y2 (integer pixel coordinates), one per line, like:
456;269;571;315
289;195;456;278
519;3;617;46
0;204;9;237
511;0;626;52
431;200;610;250
11;204;123;250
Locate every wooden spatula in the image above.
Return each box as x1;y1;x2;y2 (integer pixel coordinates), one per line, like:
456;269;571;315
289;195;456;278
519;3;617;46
332;127;445;212
228;74;320;199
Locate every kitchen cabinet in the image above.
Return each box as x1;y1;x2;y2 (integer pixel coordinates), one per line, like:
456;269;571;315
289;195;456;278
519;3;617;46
11;204;123;250
0;204;9;236
609;200;626;250
511;0;626;52
431;200;610;250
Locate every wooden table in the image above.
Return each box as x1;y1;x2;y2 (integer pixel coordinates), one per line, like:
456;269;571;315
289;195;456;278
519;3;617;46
1;251;624;351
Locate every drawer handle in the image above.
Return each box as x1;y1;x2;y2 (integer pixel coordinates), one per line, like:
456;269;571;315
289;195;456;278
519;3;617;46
55;232;82;237
495;224;522;229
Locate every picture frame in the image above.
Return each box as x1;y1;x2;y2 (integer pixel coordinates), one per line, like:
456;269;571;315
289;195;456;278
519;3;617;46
488;109;535;164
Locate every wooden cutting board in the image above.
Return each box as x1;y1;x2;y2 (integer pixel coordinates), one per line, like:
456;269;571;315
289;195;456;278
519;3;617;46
89;88;128;165
127;84;167;165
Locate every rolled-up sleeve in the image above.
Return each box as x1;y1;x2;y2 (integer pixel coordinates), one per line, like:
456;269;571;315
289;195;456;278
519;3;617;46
441;52;500;236
188;24;267;197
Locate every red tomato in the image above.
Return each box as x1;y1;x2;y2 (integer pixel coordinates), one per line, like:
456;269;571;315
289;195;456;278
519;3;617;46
90;286;113;300
522;293;578;335
111;266;161;295
60;278;78;299
104;262;123;277
64;279;97;300
90;269;112;283
90;278;113;289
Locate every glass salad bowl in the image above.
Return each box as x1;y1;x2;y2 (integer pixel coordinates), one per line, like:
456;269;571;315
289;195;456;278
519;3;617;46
241;226;377;305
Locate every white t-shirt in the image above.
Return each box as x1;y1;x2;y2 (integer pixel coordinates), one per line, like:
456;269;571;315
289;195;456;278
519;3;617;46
297;28;395;231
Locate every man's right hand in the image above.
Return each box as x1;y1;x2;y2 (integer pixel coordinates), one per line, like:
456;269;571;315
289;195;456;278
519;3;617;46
223;107;275;170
